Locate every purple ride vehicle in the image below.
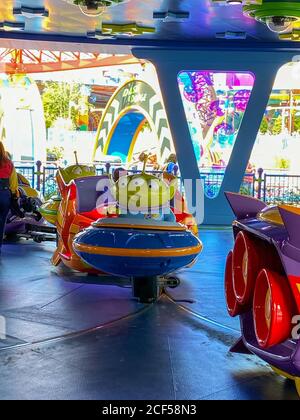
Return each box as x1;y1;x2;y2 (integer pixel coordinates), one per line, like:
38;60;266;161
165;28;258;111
225;192;300;397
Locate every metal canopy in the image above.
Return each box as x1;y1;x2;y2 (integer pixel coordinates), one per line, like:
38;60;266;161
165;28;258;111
0;0;288;45
0;48;138;73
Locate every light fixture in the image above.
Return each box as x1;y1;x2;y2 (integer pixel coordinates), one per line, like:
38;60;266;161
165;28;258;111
216;31;247;39
78;4;106;17
211;1;269;5
86;30;115;39
13;6;49;18
64;1;129;18
0;21;26;31
243;1;300;34
264;16;296;34
153;10;190;22
226;0;243;4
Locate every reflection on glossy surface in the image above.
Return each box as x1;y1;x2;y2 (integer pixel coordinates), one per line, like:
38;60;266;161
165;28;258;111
0;228;298;399
0;0;280;41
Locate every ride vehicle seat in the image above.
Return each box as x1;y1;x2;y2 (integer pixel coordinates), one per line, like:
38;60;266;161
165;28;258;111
74;175;117;221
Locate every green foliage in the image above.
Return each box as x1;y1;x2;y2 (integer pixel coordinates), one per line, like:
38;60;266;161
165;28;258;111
240;186;252;196
42;82;92;129
259;116;269;134
46;146;64;161
271;115;283;135
293;112;300;132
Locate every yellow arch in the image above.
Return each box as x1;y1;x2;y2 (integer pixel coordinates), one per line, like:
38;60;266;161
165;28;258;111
93;79;173;164
102;105;159;163
127;117;147;162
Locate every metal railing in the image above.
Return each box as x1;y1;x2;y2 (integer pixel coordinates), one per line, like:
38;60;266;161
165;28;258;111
14;165;35;189
13;161;300;206
42;165;58;198
200;171;255;199
262;173;300;205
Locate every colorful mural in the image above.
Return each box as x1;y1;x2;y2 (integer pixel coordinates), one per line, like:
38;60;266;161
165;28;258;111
178;71;254;168
178;71;255;197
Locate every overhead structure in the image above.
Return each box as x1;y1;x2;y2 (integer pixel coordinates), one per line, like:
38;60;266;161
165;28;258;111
63;0;129;17
243;0;300;34
212;0;300;38
0;48;139;74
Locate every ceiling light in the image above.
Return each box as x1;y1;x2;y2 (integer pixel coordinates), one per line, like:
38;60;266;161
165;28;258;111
243;2;300;36
216;31;247;39
13;6;49;18
265;16;296;34
64;1;130;18
153;10;190;22
226;0;243;4
0;21;25;31
78;4;106;17
86;30;115;39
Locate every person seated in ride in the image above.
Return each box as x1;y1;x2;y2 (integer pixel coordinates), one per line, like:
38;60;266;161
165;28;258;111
0;142;19;255
163;153;178;175
114;154;177;222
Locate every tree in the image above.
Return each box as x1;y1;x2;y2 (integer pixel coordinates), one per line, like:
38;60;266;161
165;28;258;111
271;115;283;135
42;82;92;129
259;116;269;134
293;112;300;133
46;146;64;161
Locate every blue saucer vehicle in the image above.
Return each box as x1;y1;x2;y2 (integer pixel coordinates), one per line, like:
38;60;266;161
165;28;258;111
73;158;202;302
74;217;201;277
73;217;202;302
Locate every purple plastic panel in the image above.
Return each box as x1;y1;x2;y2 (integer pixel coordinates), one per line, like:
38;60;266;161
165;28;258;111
225;192;266;220
74;176;116;213
279;207;300;250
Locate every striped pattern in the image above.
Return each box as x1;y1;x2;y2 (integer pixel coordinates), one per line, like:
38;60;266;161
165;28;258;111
95;80;173;163
74;243;202;258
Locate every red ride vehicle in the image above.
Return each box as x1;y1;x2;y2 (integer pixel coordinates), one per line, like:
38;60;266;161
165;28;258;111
225;192;300;397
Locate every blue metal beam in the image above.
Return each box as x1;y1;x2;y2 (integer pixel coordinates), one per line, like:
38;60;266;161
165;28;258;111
4;31;300;51
133;48;298;224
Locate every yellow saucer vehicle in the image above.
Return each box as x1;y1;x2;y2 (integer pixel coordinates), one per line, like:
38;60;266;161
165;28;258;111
5;172;56;242
39;154;103;273
39;154;97;226
17;173;39;199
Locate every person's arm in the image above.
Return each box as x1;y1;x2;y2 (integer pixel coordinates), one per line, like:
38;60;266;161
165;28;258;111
9;166;19;197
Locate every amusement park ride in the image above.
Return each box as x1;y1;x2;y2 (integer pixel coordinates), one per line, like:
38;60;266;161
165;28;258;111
38;153;201;303
212;1;300;40
4;172;57;243
2;0;300;400
225;192;300;396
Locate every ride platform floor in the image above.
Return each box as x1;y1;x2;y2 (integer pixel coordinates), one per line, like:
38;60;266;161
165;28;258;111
0;228;298;400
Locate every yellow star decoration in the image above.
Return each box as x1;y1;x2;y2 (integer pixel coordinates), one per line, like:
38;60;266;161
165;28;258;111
101;22;155;36
280;26;300;41
210;1;262;4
